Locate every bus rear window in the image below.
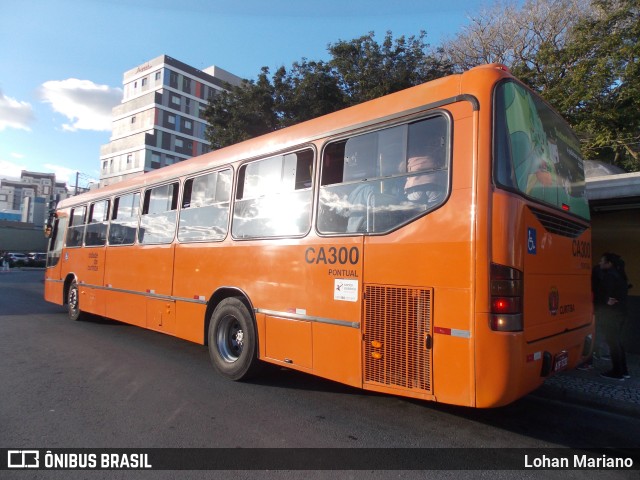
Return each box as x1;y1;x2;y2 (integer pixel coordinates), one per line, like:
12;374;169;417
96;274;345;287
494;81;590;220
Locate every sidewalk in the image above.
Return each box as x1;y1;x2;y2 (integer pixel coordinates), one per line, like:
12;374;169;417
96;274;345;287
535;352;640;417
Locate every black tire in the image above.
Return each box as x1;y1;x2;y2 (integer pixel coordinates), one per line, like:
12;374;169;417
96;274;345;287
67;281;85;321
208;297;259;381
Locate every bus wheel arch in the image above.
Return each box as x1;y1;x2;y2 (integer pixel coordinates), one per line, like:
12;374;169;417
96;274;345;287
62;274;77;306
64;274;85;321
205;288;260;381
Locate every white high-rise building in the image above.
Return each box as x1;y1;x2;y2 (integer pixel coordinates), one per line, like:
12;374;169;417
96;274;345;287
99;55;243;187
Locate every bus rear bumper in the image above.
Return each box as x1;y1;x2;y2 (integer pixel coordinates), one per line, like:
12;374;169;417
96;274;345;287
475;316;594;408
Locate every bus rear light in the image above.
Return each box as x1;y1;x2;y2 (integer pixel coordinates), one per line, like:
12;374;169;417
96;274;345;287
490;264;523;331
490;314;523;332
491;297;522;314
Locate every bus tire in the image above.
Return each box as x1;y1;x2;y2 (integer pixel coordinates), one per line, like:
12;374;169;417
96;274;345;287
208;297;259;381
67;281;85;321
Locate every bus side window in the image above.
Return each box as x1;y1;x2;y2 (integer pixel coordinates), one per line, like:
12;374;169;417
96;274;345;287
109;192;140;246
232;149;313;239
139;183;179;244
178;169;231;242
66;206;87;247
85;200;110;247
318;116;450;235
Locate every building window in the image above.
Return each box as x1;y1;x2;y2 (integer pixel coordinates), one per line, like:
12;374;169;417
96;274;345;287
171;95;181;106
168;115;175;125
155;71;161;81
127;154;132;164
184;120;192;130
183;77;191;92
175;139;183;148
142;77;147;87
131;116;136;124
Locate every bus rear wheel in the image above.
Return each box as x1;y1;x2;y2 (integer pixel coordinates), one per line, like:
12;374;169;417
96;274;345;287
208;297;259;381
67;281;85;321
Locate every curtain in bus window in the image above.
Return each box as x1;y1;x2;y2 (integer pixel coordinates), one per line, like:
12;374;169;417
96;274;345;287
178;170;231;242
139;184;178;244
232;150;313;238
318;117;449;234
109;192;140;245
498;81;590;220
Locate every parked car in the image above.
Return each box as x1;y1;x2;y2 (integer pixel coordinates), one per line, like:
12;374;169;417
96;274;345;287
5;252;28;267
27;252;47;267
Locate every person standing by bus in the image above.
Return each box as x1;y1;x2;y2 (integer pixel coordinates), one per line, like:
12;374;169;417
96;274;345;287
597;253;630;380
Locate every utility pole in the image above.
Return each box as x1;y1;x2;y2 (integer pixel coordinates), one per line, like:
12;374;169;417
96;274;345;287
75;171;79;196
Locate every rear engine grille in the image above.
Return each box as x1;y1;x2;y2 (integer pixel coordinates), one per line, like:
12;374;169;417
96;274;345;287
364;285;432;392
530;207;588;239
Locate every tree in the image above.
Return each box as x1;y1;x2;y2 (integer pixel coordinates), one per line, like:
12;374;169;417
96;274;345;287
272;60;348;128
204;67;277;150
204;31;452;149
437;0;639;171
546;0;640;170
328;31;451;104
438;0;589;74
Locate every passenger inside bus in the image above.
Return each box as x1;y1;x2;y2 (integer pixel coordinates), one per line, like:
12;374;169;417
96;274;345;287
404;154;447;206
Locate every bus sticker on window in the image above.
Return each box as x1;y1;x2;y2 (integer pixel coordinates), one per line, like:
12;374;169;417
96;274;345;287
527;227;537;255
334;279;358;302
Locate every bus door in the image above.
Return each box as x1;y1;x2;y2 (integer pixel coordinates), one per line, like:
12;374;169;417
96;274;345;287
81;200;110;316
137;183;178;335
105;185;178;334
44;213;68;305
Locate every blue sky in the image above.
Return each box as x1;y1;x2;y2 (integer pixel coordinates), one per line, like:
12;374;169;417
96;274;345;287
0;0;495;187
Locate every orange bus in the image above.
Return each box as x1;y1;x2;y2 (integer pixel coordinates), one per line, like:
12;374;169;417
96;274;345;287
44;64;594;407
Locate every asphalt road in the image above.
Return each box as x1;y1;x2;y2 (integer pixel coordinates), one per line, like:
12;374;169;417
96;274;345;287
1;270;638;479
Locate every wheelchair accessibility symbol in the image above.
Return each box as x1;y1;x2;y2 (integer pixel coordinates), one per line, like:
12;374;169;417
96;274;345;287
527;228;537;255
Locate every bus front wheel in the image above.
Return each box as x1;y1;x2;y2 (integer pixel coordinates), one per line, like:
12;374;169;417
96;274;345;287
67;281;85;321
208;297;259;381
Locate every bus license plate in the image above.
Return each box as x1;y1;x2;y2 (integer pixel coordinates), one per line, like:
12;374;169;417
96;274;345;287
554;351;569;372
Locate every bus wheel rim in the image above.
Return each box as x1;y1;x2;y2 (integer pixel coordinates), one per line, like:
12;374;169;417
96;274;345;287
217;315;243;363
69;288;78;313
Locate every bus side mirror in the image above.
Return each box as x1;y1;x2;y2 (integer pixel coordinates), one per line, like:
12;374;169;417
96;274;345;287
44;225;52;238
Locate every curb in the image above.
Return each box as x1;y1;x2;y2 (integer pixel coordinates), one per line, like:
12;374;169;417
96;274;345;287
532;382;640;418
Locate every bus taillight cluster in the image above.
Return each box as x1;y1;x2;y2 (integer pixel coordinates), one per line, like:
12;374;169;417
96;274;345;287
490;263;524;332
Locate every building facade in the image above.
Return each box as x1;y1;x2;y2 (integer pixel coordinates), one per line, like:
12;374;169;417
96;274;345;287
99;55;243;187
0;171;68;227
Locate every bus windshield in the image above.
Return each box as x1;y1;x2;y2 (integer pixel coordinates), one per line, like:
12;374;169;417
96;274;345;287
494;81;590;220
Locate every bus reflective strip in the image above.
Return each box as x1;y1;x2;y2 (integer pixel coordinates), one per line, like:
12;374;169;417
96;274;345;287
527;352;543;362
193;295;205;301
256;308;359;329
434;326;471;338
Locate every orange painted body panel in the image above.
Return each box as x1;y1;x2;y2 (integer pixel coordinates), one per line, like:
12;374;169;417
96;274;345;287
43;65;593;407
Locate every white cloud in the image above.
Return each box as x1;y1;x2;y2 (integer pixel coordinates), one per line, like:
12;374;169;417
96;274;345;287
42;163;77;184
0;158;27;179
38;79;122;132
0;90;35;131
